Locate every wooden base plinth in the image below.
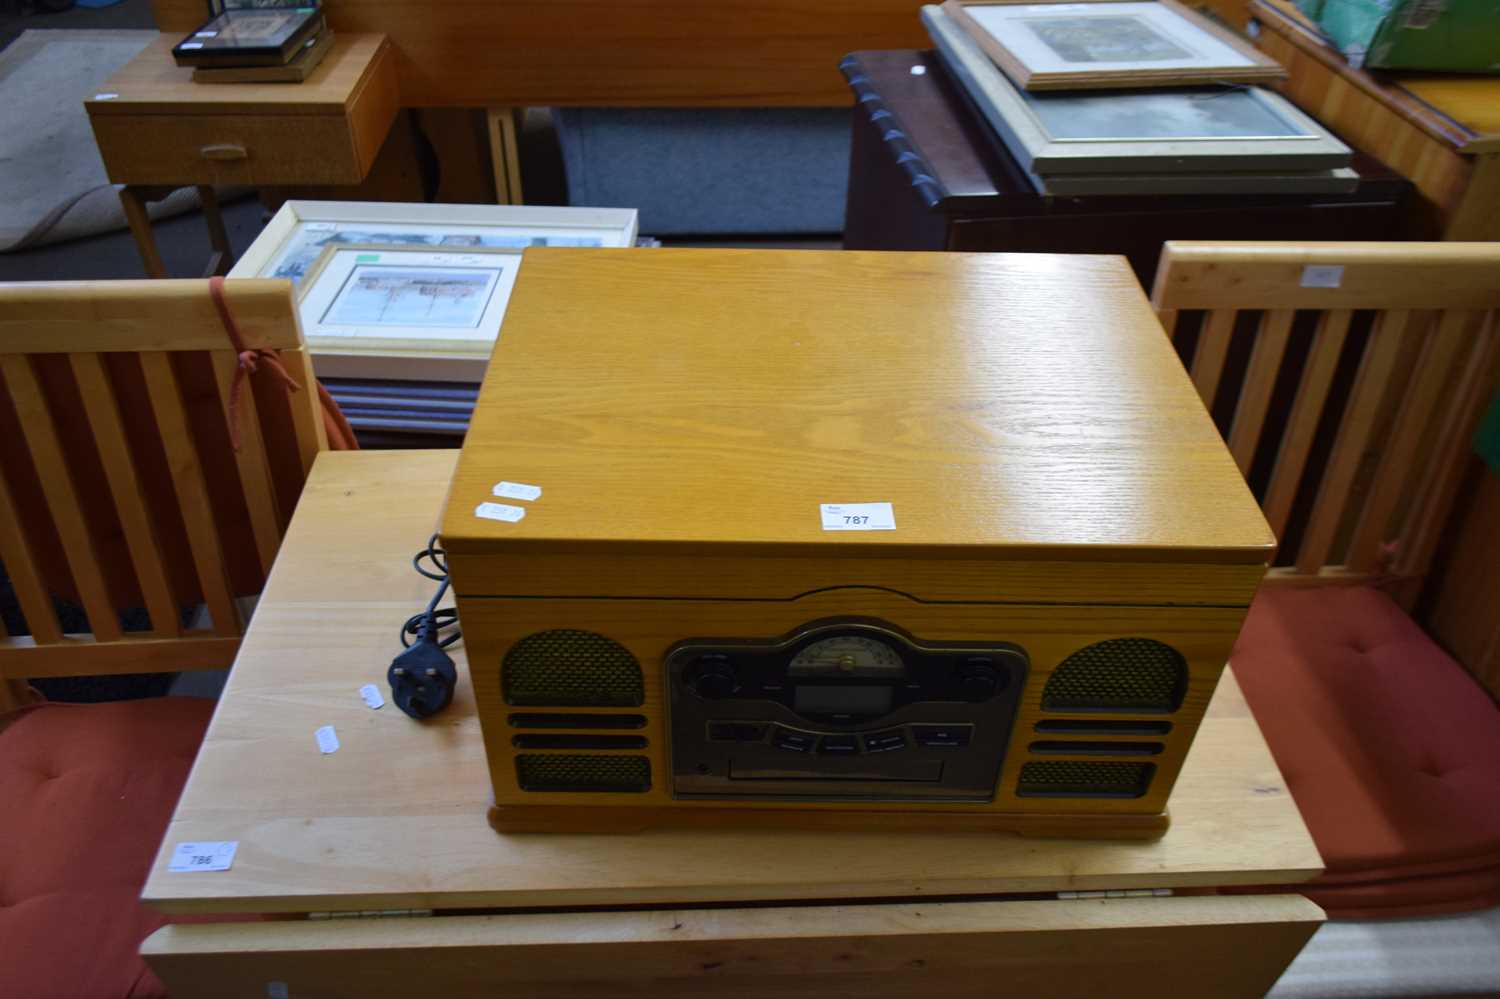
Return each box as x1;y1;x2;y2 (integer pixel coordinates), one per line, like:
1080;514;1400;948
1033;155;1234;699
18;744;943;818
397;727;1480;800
489;803;1171;839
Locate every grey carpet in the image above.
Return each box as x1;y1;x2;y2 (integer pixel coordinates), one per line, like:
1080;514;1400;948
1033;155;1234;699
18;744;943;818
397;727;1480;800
0;28;204;251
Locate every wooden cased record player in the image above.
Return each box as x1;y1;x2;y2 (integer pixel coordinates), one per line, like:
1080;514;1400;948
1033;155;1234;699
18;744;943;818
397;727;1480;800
440;248;1274;838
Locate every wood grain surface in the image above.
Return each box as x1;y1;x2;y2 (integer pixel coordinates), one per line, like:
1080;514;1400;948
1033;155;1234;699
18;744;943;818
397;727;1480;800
86;33;391;116
86;34;398;188
442;249;1273;563
1249;0;1491;236
142;893;1323;999
141;450;1320;916
0;280;306;352
463;594;1248;825
148;0;932;106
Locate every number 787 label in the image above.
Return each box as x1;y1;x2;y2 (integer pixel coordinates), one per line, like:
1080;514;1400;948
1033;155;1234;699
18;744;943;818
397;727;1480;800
819;503;896;532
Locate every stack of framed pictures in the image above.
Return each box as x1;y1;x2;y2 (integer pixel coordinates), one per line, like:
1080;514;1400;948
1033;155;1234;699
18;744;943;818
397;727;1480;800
921;1;1356;196
229;202;639;436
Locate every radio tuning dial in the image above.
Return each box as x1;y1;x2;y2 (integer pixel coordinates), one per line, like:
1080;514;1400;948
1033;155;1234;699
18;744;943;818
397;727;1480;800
959;659;1000;702
685;657;738;699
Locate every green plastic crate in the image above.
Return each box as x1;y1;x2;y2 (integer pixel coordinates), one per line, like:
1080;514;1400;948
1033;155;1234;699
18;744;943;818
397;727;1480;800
1295;0;1500;71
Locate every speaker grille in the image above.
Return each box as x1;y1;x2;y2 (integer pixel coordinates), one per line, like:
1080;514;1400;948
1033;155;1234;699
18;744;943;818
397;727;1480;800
1041;638;1186;713
503;630;644;706
515;754;651;792
1017;761;1155;798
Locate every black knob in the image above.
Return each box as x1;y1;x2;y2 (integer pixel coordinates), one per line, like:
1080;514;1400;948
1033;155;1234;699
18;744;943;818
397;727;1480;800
685;658;738;699
958;659;1000;702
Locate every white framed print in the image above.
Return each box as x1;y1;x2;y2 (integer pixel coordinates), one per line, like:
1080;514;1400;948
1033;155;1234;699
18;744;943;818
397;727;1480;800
297;244;520;353
230;201;640;381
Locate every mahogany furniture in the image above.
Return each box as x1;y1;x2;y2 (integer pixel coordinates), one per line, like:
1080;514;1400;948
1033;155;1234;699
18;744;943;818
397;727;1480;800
840;50;1414;285
1250;0;1500;241
85;34;400;278
137;448;1323;998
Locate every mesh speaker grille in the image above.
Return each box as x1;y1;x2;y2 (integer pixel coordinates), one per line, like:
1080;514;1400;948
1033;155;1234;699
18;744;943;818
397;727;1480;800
1017;761;1155;798
503;630;645;706
1041;638;1187;713
515;754;651;792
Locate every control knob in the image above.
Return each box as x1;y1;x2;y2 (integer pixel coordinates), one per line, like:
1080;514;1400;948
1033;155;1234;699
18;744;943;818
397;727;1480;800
684;657;738;699
958;658;1002;701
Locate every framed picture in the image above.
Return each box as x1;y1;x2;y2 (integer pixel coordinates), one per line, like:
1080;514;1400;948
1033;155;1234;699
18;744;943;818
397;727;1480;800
940;0;1286;90
296;244;520;356
229;201;639;381
923;4;1349;184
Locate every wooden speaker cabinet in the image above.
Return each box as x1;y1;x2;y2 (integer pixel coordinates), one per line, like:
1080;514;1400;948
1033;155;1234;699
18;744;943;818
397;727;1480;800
441;248;1274;838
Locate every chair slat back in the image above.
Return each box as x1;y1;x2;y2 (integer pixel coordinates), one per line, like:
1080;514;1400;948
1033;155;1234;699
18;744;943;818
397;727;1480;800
0;279;325;681
1151;242;1500;596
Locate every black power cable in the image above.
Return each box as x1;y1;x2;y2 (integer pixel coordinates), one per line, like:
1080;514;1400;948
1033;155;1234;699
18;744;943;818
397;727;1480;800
388;533;461;719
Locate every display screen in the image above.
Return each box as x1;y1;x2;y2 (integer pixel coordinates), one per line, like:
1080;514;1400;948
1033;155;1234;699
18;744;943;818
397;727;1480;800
793;684;893;717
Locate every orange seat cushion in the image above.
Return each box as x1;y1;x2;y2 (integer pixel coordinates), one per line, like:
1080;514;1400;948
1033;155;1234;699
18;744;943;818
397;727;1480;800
1232;586;1500;918
0;698;214;999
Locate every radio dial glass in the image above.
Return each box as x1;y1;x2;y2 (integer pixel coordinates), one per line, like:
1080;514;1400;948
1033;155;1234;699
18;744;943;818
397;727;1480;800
788;635;905;676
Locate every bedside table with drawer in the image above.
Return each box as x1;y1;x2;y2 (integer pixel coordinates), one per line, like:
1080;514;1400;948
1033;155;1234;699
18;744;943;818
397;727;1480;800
85;32;398;277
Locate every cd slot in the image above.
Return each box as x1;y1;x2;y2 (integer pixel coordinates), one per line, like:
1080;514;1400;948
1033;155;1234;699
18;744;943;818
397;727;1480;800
1029;740;1164;757
512;734;649;749
729;761;943;782
508;713;648;729
1034;719;1172;736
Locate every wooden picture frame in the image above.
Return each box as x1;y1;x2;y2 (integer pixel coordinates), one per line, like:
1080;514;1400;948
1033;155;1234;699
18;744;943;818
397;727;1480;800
923;3;1349;192
229;200;640;381
940;0;1286;90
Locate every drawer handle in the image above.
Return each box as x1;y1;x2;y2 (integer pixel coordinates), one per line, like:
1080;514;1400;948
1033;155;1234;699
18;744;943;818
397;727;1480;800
199;143;248;161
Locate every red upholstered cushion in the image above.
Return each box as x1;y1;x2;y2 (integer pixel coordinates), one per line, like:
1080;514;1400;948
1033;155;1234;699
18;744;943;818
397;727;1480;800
1232;586;1500;917
0;698;214;999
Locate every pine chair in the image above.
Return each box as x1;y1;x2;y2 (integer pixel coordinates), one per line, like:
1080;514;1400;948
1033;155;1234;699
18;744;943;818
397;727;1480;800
0;278;337;707
0;277;343;999
1152;241;1500;598
1152;241;1500;920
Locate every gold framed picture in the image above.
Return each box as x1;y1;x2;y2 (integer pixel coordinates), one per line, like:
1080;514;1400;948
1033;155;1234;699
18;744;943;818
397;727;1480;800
940;0;1286;90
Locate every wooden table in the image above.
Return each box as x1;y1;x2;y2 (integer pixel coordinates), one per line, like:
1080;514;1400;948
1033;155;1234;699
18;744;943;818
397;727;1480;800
139;449;1324;997
85;33;399;277
1251;0;1500;240
840;50;1414;286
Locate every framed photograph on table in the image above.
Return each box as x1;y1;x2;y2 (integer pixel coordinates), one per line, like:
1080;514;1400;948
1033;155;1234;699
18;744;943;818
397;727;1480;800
940;0;1285;90
922;4;1352;194
229;201;639;381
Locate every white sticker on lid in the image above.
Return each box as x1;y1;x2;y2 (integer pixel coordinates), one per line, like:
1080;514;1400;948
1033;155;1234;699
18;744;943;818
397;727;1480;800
476;501;526;523
359;683;384;709
315;725;339;754
179;41;204;49
910;65;927;75
93;92;119;100
492;481;542;501
820;502;896;531
169;840;238;872
1300;264;1344;288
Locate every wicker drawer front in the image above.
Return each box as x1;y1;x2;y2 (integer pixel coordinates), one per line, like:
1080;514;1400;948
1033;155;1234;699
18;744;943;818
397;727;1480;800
90;113;362;186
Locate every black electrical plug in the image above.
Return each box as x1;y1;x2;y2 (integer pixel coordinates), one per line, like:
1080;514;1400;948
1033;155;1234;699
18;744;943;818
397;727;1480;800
389;534;462;719
388;635;457;719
